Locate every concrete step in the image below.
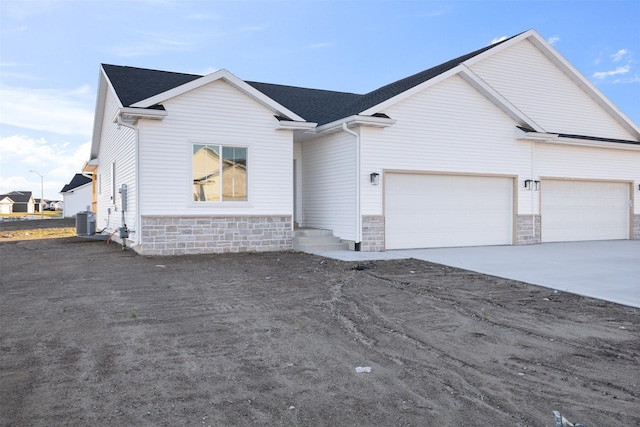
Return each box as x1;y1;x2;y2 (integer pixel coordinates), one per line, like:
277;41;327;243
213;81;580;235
294;228;334;237
292;228;349;252
293;236;342;245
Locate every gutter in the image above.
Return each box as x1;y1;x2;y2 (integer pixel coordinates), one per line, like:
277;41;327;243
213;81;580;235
515;128;640;151
342;122;362;251
316;115;395;134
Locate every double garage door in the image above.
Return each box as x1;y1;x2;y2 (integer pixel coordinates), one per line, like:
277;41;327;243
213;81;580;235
541;179;630;243
385;173;514;249
384;174;631;249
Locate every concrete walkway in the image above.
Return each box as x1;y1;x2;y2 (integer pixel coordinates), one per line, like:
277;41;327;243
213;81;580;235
312;240;640;308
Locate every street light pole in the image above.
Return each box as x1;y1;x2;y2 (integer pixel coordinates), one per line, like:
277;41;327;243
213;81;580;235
29;170;44;219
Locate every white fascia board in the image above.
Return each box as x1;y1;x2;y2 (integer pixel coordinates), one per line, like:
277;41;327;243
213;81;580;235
515;128;640;151
90;68;115;159
458;65;545;132
315;115;397;134
114;107;168;125
81;158;99;173
359;67;461;117
461;29;535;68
526;33;640;139
131;69;307;122
465;29;640;139
276;120;317;131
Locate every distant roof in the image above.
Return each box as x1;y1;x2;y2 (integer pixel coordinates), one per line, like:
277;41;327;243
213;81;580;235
0;191;32;203
101;34;517;125
60;174;92;193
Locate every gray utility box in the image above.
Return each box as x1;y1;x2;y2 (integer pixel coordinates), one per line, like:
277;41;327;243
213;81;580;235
76;211;96;236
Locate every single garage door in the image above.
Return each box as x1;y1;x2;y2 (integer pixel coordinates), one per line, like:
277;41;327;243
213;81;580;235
385;173;514;249
541;180;630;242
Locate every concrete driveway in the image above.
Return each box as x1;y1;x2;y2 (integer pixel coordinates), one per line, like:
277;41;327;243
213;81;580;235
388;241;640;309
314;240;640;308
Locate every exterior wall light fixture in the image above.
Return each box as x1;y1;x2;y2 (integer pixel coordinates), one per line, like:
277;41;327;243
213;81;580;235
370;172;380;185
524;179;533;190
534;180;540;191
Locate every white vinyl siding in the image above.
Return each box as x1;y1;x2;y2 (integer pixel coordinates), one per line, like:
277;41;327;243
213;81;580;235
138;79;292;216
541;180;630;242
470;39;636;141
302;131;356;241
385;173;514;249
95;90;136;233
360;75;533;216
62;183;92;217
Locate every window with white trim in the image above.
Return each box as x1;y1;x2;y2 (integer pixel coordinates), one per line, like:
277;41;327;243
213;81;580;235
192;144;247;202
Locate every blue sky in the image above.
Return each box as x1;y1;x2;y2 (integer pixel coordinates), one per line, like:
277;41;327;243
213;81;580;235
1;0;638;200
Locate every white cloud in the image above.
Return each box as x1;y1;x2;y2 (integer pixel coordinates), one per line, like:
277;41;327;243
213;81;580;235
611;49;628;62
0;135;91;197
547;35;560;45
491;36;507;45
0;85;94;136
592;65;631;79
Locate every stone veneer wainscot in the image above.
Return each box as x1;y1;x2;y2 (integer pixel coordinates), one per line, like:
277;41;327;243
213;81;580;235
516;215;541;245
139;215;292;256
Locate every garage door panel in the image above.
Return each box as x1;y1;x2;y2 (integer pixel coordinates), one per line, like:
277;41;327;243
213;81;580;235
541;180;629;242
385;174;513;249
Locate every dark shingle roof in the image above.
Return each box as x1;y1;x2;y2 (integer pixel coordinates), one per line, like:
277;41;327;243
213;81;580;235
102;64;201;107
102;34;517;125
0;191;32;203
60;174;92;193
245;82;362;125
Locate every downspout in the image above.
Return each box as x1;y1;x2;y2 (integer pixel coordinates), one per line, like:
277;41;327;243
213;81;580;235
116;115;141;248
342;122;362;250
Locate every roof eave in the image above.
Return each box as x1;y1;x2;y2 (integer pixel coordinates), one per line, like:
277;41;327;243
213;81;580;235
315;114;396;134
81;158;99;173
515;128;640;151
275;119;317;131
114;107;168;125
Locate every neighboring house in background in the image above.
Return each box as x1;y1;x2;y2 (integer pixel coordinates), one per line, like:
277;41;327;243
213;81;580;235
60;174;92;217
84;29;640;256
34;199;49;213
0;195;15;214
0;191;35;214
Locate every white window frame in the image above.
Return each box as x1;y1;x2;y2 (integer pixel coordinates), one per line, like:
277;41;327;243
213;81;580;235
189;142;249;205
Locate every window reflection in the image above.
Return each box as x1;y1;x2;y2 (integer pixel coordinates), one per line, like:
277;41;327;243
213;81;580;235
193;144;246;202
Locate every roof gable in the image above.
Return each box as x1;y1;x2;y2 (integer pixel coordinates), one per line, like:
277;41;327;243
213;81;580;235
60;174;92;193
1;191;32;203
91;29;638;151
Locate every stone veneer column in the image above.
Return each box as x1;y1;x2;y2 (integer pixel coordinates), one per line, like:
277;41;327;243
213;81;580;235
634;214;640;240
516;215;541;245
361;215;385;252
138;215;292;256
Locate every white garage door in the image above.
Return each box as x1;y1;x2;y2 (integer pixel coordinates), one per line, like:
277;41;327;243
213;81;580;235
541;180;630;242
385;173;514;249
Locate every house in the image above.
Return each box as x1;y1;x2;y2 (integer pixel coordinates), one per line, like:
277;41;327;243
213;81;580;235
84;29;640;256
60;174;93;217
0;191;35;214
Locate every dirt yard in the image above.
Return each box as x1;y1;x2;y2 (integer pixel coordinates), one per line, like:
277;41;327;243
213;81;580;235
1;220;638;426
